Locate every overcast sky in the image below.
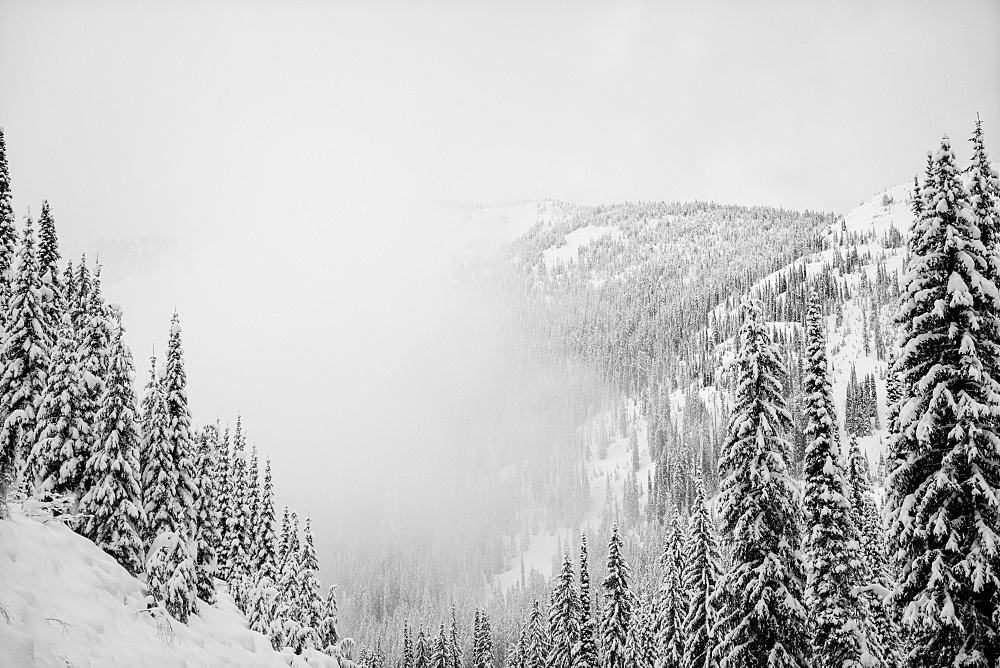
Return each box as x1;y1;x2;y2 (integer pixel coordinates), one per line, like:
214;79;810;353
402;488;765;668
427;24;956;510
1;0;999;545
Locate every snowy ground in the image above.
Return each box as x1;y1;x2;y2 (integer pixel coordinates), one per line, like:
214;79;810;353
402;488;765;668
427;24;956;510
542;225;622;270
0;508;336;668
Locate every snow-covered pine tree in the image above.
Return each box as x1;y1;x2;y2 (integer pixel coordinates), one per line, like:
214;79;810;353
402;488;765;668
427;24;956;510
801;291;868;668
298;516;323;630
76;266;111;447
77;318;144;575
402;621;414;668
626;593;656;668
27;321;89;495
577;533;598;668
245;444;261;569
601;523;633;668
141;360;178;546
163;313;198;541
0;129;17;302
317;584;341;651
224;417;249;580
0;215;52;505
524;600;548;668
432;623;449;668
680;476;720;668
886;134;1000;668
713;298;809;668
192;425;219;603
274;511;302;642
146;530;198;623
655;513;685;668
844;434;897;665
247;574;280;644
475;610;493;668
60;259;75;314
415;627;430;668
35;200;61;334
448;603;461;668
547;549;579;668
968;116;1000;286
213;426;232;569
508;625;526;668
254;458;278;581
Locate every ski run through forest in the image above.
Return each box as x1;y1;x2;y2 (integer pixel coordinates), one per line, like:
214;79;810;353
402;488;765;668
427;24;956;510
1;118;999;668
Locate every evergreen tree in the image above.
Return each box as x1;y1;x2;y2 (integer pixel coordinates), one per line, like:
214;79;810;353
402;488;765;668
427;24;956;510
146;530;198;623
28;322;89;495
655;514;685;668
77;320;143;575
298;516;323;629
714;298;809;668
887;135;1000;667
680;478;721;668
35;200;61;333
432;623;450;668
192;425;219;603
224;417;249;580
0;129;17;299
801;292;868;668
403;621;415;668
547;549;579;668
475;610;493;668
213;426;232;570
61;259;75;314
254;458;278;581
317;584;341;650
577;533;598;668
163;313;198;540
601;523;633;668
448;603;461;668
415;627;430;668
0;215;52;503
141;360;177;546
968;115;1000;286
525;600;548;668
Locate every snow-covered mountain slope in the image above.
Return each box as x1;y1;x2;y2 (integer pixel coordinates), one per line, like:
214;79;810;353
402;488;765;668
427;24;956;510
0;508;335;668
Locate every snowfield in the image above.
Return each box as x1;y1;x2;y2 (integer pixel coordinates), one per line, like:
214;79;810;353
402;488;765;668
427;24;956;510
0;508;338;668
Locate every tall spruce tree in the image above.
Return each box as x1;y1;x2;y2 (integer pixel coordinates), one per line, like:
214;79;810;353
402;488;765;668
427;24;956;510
224;416;249;580
655;514;685;668
141;360;177;546
192;426;220;603
801;291;868;668
0;128;17;301
886;134;1000;667
77;319;143;575
255;458;278;581
577;533;599;668
28;322;89;495
35;200;61;334
547;549;579;668
713;298;808;668
163;313;198;541
680;477;721;668
0;215;52;506
601;523;633;668
525;600;548;668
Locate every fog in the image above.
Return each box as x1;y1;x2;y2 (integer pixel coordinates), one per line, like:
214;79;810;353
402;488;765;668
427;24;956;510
1;0;999;598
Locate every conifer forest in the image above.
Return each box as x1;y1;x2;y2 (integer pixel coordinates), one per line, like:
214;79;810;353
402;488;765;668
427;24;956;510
0;3;998;668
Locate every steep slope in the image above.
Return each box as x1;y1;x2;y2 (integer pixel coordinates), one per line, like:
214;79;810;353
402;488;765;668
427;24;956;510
0;505;338;668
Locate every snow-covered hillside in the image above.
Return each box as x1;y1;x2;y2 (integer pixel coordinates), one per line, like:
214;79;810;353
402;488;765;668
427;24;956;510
0;506;337;668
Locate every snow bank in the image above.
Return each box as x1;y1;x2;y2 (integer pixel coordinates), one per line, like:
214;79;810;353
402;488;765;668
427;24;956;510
0;511;334;668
